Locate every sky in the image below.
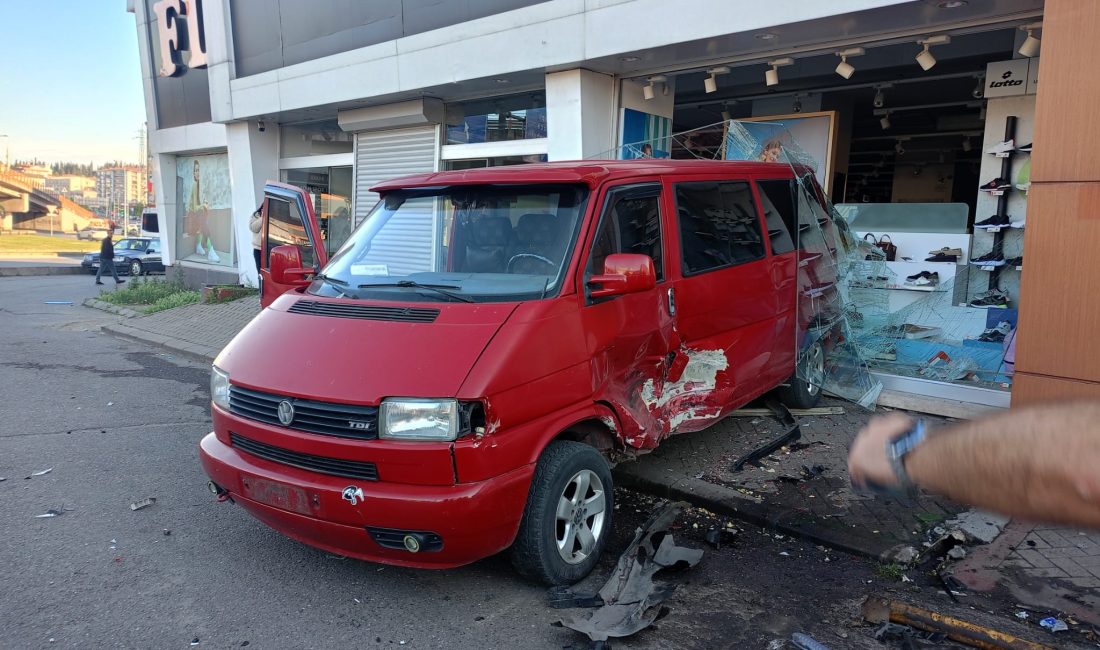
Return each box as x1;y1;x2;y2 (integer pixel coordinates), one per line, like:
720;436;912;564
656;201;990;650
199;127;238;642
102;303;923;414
0;1;146;167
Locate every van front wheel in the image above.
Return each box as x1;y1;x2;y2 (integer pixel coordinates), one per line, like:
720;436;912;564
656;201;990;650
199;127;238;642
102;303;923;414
777;339;824;409
510;440;613;585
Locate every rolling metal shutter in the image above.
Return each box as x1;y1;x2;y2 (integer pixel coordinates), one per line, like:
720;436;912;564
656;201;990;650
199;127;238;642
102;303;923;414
352;126;439;274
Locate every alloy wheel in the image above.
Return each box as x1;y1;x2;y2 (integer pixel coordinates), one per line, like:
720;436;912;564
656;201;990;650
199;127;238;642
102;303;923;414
554;469;606;564
806;342;825;396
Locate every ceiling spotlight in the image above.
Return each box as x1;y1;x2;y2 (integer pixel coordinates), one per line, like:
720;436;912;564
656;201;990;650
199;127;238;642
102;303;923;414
704;66;729;94
642;75;666;101
972;75;985;99
765;57;793;87
880;113;891;130
792;95;802;113
834;47;864;79
754;32;777;40
1018;22;1042;57
938;1;968;7
873;87;885;108
915;35;950;71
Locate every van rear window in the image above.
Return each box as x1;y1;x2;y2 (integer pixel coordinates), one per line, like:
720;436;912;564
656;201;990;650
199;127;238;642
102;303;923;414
674;181;765;275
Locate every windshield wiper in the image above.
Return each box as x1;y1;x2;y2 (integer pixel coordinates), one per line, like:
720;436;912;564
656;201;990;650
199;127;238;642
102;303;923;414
316;273;349;287
357;279;474;303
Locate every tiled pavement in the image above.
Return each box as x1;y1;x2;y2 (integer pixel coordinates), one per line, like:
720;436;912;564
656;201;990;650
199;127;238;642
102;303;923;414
102;295;260;361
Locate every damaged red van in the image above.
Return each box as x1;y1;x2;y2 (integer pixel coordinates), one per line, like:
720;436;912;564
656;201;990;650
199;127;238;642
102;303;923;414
200;160;843;584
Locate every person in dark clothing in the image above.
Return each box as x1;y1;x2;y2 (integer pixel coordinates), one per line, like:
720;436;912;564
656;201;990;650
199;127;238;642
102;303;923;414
95;233;125;285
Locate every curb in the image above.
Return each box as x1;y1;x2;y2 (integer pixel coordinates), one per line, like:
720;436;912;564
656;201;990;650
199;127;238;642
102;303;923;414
0;266;85;277
82;297;143;318
614;467;908;562
102;321;220;364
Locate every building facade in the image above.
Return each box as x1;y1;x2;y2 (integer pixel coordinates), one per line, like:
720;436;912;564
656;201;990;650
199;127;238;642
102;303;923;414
95;165;144;218
127;0;1100;406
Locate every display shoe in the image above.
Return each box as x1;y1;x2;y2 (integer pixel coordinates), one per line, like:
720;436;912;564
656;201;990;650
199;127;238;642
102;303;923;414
1010;216;1026;228
902;323;942;340
1006;256;1024;268
971;252;1006;266
928;246;963;257
975;214;1011;229
986;139;1015;155
925;253;959;262
978;321;1014;342
206;246;222;263
1016;142;1032;153
979;178;1011;192
968;290;1009;308
904;271;940;286
1015;181;1031;192
196;240;206;256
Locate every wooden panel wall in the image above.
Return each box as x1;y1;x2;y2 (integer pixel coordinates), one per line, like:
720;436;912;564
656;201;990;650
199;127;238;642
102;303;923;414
1014;0;1100;402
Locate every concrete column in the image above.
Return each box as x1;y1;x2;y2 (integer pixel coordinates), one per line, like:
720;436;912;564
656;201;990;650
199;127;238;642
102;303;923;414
225;121;279;287
545;69;617;161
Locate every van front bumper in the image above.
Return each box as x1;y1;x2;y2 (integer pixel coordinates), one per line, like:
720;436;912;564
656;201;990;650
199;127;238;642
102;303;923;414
199;432;534;568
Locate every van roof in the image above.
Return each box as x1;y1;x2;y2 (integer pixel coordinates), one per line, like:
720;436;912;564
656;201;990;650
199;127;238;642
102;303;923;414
371;159;802;193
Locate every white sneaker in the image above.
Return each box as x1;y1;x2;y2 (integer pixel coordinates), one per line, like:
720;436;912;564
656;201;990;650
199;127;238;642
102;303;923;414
207;247;221;263
196;240;206;256
1016;181;1031;192
1010;217;1026;228
986;139;1015;155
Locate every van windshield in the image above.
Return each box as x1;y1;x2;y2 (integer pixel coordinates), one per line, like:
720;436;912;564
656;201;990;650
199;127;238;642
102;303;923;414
312;184;589;303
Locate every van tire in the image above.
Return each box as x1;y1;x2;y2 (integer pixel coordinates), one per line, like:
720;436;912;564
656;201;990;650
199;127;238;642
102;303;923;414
777;339;824;409
509;440;613;585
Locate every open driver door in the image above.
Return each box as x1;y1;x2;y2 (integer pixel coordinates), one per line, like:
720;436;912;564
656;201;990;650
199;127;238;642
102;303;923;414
258;182;329;308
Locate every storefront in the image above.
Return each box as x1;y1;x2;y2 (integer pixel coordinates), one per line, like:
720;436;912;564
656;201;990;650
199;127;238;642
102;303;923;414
132;0;1100;408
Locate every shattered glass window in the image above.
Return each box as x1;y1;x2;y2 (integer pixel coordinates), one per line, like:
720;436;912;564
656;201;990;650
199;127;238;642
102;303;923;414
589;185;663;280
674;181;765;275
755;179;797;255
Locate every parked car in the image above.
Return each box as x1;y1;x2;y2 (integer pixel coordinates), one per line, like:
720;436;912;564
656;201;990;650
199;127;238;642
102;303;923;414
81;237;165;276
200;161;842;585
76;227;109;241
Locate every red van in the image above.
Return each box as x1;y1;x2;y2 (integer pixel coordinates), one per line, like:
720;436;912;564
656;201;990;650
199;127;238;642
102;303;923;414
201;160;842;584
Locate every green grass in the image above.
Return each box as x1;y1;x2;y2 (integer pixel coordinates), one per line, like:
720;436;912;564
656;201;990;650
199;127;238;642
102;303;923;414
99;277;186;306
0;233;99;254
875;563;905;581
144;290;200;314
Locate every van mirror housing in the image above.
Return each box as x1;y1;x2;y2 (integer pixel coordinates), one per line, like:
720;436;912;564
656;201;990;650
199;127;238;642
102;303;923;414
587;253;656;299
268;244;314;285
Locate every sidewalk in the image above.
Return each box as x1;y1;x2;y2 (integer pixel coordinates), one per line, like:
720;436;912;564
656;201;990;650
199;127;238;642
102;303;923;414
0;253;85;276
103;295;260;361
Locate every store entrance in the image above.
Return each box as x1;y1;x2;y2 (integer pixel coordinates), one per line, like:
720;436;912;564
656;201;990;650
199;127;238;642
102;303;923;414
282;166;353;256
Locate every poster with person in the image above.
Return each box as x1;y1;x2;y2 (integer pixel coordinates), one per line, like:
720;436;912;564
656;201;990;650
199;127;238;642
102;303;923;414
724;111;837;192
176;153;232;266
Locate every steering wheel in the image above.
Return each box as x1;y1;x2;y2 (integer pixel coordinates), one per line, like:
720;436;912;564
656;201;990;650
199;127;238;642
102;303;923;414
506;253;555;273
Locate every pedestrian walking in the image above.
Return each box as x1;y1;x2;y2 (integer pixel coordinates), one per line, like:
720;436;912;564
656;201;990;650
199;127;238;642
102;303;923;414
248;205;263;273
95;232;125;285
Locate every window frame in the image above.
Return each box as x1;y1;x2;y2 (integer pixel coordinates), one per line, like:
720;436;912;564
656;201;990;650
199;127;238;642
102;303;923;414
583;181;665;297
265;195;318;270
754;177;799;255
672;179;768;278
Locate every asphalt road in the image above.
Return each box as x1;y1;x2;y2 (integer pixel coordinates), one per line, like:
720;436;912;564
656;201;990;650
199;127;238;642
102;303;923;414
4;275;1051;649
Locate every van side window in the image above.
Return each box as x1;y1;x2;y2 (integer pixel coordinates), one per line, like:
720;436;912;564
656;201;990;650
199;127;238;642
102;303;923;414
756;179;797;254
266;197;316;269
588;185;663;280
674;181;765;275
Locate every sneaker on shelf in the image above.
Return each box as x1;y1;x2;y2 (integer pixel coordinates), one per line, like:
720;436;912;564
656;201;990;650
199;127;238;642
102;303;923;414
1006;256;1024;267
904;271;940;286
927;246;963;257
925;253;959;262
979;178;1011;192
1016;142;1032;153
986;139;1015;155
1015;182;1031;192
902;323;942;340
977;321;1014;342
207;247;222;263
971;252;1006;266
1010;216;1026;228
968;290;1009;308
196;240;206;256
975;214;1011;229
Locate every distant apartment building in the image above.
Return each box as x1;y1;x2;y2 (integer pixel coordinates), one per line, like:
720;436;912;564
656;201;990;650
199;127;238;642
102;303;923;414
44;175;96;194
13;164;52;179
95;166;144;214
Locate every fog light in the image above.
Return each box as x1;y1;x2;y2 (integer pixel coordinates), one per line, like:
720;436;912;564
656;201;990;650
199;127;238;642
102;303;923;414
403;535;421;553
207;481;220;495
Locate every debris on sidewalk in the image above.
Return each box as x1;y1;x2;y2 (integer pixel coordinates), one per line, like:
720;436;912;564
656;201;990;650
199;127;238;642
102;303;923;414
703;526;738;549
35;509;65;518
732;400;801;471
130;497;156;511
863;595;1054;649
728;406;845;417
790;632;832;650
43;300;74;305
557;501;703;643
28;467;54;478
1038;617;1067;633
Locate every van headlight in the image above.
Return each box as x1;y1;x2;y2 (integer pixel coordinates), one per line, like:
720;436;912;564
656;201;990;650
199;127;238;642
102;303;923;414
211;365;231;410
379;399;458;441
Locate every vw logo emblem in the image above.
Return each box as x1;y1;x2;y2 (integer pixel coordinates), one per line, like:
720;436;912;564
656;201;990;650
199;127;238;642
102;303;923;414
277;400;295;426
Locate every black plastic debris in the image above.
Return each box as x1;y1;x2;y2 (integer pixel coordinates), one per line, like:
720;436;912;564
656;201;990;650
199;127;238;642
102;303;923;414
558;501;703;643
547;586;604;609
703;527;738;550
732;400;802;471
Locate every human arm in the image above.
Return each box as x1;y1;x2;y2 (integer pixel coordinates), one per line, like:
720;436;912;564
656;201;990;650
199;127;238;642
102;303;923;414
249;212;262;233
848;402;1100;528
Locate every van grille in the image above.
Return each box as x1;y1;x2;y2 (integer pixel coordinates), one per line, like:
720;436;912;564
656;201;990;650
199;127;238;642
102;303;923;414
229;432;379;481
288;300;440;323
228;385;379;439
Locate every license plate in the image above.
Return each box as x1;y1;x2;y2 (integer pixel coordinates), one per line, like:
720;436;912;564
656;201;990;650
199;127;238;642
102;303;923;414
241;476;312;515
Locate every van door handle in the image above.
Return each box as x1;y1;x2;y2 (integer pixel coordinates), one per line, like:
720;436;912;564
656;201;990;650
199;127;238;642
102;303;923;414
667;287;676;316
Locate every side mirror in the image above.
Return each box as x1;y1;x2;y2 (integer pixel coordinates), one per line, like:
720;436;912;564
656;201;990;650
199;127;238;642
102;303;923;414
587;253;656;299
268;244;314;285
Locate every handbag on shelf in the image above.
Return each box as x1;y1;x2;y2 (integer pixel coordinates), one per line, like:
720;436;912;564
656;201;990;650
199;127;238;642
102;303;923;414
877;234;898;261
863;233;884;260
